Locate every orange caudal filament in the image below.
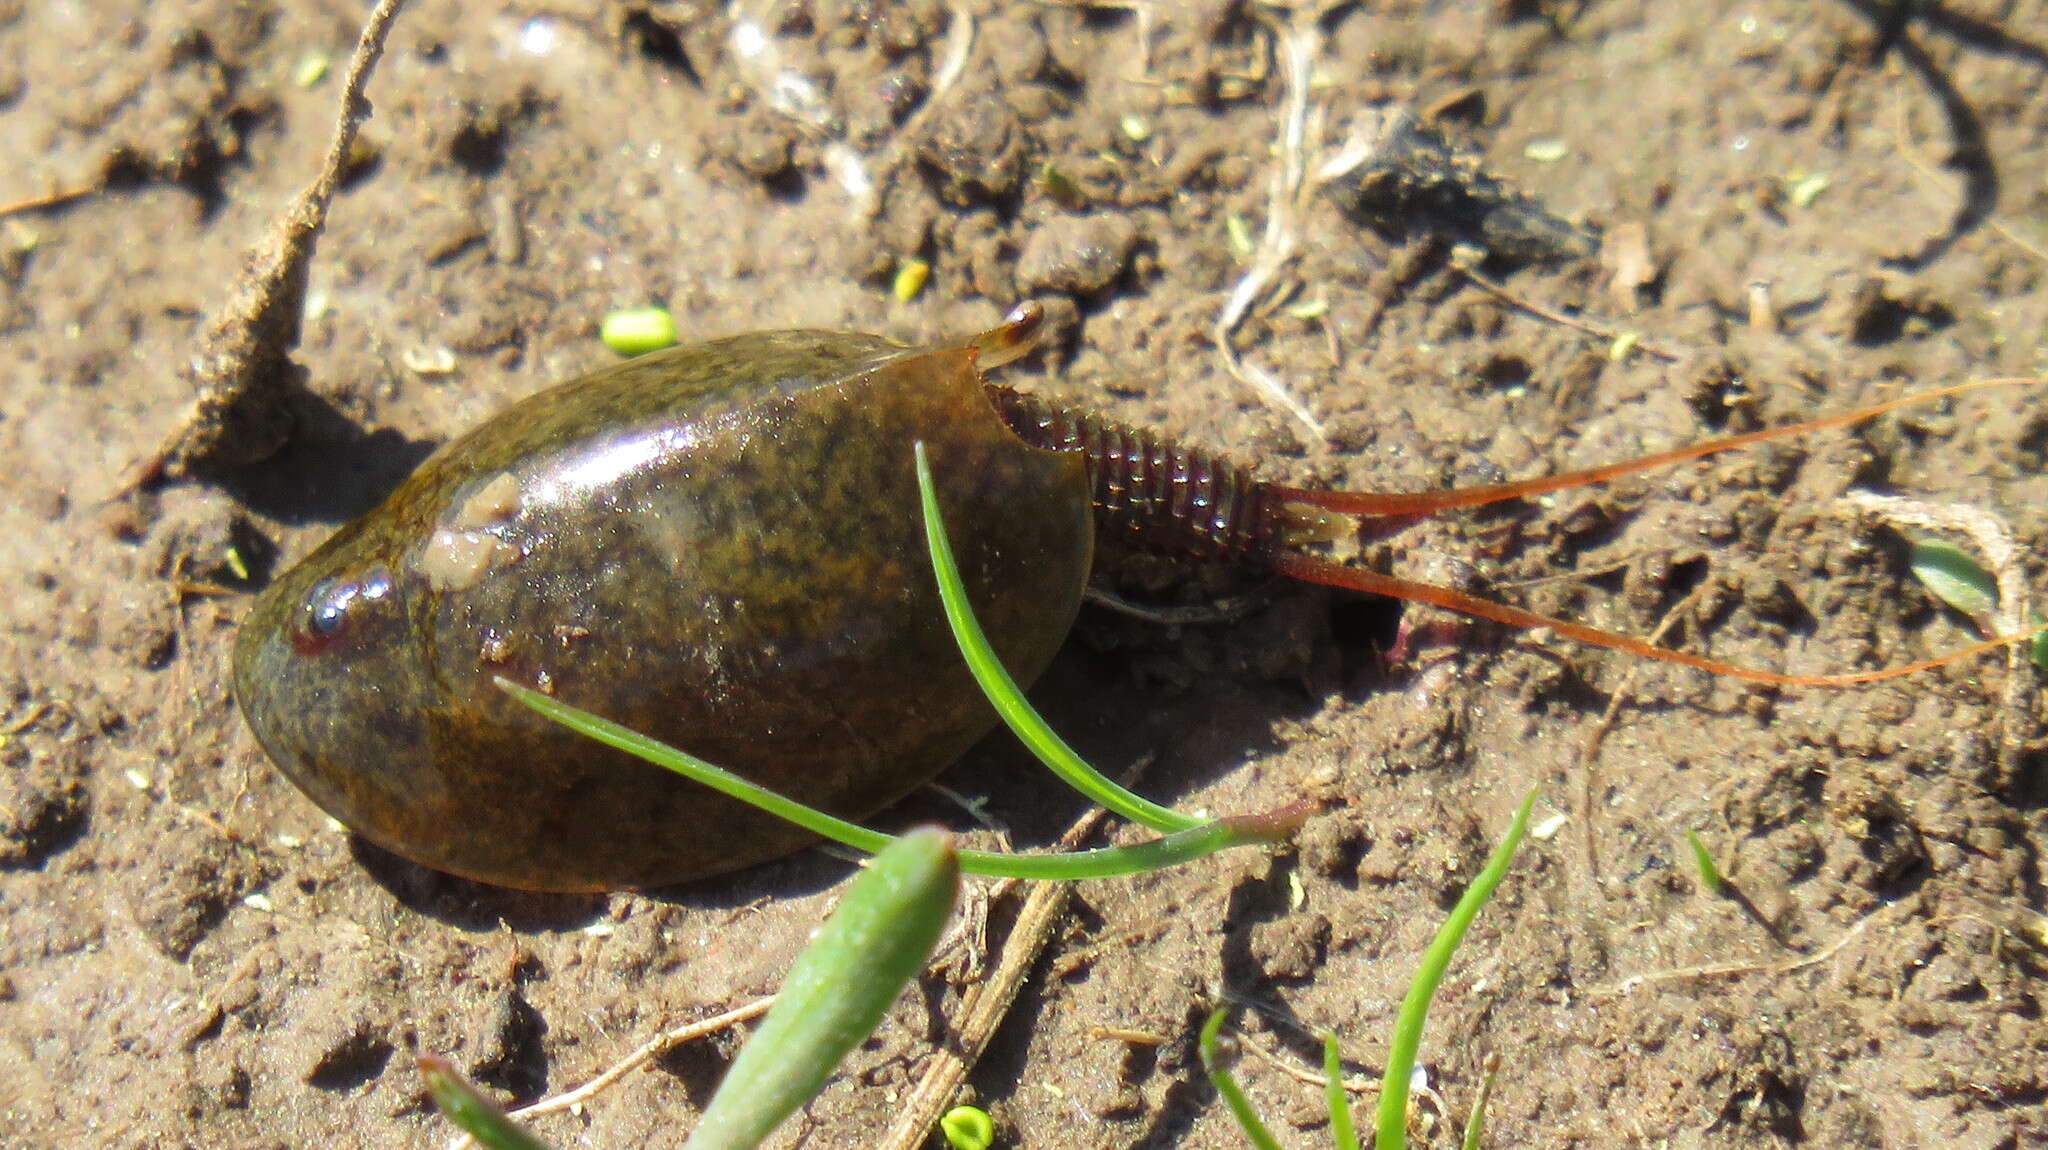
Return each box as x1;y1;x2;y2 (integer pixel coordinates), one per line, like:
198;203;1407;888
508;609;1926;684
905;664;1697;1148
989;368;2046;687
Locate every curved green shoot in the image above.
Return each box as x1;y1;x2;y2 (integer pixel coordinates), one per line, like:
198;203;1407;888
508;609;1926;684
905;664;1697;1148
1326;1033;1359;1150
496;679;1308;881
1458;1058;1498;1150
420;1056;559;1150
1374;789;1537;1149
683;828;959;1150
914;440;1202;835
1198;1007;1283;1150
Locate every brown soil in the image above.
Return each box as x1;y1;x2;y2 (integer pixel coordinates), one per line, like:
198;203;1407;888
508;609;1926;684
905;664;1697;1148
3;1;2046;1147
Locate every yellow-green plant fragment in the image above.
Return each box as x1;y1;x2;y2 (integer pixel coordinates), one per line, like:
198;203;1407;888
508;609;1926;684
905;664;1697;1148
600;306;679;356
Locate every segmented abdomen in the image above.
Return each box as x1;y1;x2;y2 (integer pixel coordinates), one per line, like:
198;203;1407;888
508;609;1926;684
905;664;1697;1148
988;386;1276;559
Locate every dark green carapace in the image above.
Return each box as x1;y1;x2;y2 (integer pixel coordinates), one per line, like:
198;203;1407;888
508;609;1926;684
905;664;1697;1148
235;331;1092;891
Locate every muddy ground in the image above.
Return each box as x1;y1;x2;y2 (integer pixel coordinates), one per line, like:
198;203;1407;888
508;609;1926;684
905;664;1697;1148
3;0;2046;1146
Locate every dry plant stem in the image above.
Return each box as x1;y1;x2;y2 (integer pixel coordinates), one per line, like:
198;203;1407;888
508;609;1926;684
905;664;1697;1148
443;996;778;1149
0;183;98;219
1572;581;1712;889
1454;264;1688;362
1211;6;1325;441
135;0;408;486
873;807;1112;1150
1599;899;1901;995
1242;1029;1375;1095
875;3;974;193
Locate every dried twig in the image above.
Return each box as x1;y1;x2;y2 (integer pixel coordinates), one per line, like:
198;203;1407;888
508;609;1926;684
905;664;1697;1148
1597;900;1899;995
1454;262;1688;363
446;997;778;1150
131;0;408;487
0;183;99;220
1571;579;1714;887
1212;6;1326;441
874;807;1112;1150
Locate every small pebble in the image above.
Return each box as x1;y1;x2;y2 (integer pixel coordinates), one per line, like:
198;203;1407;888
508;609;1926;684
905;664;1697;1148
1016;213;1138;298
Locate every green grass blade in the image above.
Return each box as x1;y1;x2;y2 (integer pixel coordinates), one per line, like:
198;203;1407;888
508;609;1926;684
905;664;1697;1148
1685;829;1725;895
1326;1033;1359;1150
1197;1008;1284;1150
914;441;1201;834
419;1056;560;1150
683;828;960;1150
1374;789;1537;1150
496;680;1310;880
971;801;1308;879
496;676;896;854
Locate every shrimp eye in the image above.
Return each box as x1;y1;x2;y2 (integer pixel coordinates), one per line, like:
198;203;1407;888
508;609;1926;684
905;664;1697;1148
310;579;350;633
291;568;391;654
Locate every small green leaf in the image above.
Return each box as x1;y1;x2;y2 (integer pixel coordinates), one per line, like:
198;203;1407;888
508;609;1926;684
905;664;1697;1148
1685;829;1725;895
1908;538;2001;621
1903;538;2048;670
1782;172;1830;208
940;1104;996;1150
499;676;1305;880
1037;162;1087;210
683;829;960;1150
915;441;1201;836
1226;212;1255;258
292;51;331;89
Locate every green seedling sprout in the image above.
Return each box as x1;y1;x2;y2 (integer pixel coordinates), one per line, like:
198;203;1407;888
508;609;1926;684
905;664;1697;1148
425;831;963;1150
1201;790;1535;1150
683;828;960;1150
420;1056;559;1150
1458;1055;1498;1150
1375;788;1534;1149
1686;829;1726;895
500;441;1312;878
1325;1034;1359;1150
940;1104;997;1150
1679;827;1791;945
1199;1008;1285;1150
1905;537;2048;670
